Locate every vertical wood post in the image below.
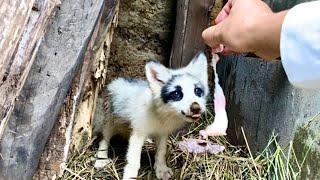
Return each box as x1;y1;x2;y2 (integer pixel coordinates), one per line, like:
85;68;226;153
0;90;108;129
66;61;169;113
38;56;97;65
169;0;214;68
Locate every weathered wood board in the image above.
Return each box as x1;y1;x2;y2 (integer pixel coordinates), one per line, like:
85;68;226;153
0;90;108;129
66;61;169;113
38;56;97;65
169;0;214;68
217;56;320;151
0;0;34;82
34;1;119;178
0;0;60;140
0;0;106;179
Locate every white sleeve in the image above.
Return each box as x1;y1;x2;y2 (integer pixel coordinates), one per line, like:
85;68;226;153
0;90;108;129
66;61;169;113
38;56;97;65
280;1;320;89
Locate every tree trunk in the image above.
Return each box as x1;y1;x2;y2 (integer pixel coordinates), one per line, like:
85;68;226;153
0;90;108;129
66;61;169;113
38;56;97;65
0;0;116;179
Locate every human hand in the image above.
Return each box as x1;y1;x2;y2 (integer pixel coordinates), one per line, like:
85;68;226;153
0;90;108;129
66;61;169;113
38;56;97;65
202;0;287;60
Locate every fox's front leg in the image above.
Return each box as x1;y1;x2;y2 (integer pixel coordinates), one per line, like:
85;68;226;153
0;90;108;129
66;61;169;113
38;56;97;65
94;123;113;168
154;135;173;180
123;130;146;180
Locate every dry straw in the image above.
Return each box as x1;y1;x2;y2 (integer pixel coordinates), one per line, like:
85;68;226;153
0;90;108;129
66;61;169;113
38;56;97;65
60;108;307;180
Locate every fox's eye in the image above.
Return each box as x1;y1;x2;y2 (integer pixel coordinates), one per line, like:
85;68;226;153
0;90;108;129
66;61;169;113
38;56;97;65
194;87;203;97
161;85;183;103
169;90;183;101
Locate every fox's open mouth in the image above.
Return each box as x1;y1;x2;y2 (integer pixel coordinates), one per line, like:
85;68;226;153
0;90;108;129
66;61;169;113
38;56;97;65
186;113;201;121
181;111;201;121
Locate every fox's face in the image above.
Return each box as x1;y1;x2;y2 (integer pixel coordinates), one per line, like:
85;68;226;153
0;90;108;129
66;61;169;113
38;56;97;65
145;52;209;122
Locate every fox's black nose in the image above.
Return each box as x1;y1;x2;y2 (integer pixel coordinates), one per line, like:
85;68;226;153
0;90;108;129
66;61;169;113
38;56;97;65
190;102;201;114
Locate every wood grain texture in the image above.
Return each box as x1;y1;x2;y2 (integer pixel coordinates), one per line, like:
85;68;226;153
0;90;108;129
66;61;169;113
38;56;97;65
0;0;34;82
169;0;214;68
34;0;119;177
0;0;105;179
0;0;60;139
70;0;119;152
217;56;320;151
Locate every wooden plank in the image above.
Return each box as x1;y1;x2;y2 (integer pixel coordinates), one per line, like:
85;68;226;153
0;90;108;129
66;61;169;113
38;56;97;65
0;0;34;135
34;1;119;178
169;0;214;68
0;0;60;139
0;0;106;179
0;0;34;82
70;0;119;151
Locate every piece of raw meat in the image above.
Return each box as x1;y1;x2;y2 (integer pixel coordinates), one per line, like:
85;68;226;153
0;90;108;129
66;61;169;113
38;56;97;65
178;138;225;154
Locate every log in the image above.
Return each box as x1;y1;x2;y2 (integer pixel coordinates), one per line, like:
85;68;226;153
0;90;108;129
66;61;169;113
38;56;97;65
217;0;320;152
0;0;60;139
169;0;214;68
0;0;107;179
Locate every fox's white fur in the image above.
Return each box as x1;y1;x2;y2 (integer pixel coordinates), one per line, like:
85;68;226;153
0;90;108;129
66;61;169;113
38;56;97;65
94;52;209;180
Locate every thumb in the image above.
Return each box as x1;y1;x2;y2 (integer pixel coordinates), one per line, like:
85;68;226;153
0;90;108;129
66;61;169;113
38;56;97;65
215;0;232;24
202;23;224;48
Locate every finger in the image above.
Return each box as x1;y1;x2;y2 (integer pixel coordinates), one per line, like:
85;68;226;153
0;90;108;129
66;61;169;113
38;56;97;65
212;44;224;53
202;23;224;48
215;0;233;24
215;10;229;24
211;45;221;52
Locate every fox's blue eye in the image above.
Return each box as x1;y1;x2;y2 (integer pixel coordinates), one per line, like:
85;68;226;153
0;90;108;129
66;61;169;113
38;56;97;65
161;83;183;103
169;90;183;101
194;87;203;97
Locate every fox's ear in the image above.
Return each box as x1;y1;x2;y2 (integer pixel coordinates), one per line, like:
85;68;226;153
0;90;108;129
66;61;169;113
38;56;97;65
186;52;208;84
145;60;171;93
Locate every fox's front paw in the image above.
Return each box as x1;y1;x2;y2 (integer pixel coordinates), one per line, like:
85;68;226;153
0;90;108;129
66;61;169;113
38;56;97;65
200;125;227;139
155;164;173;180
94;158;112;169
123;165;140;180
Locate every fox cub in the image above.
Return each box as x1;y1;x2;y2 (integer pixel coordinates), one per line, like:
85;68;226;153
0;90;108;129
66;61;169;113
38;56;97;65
94;52;209;179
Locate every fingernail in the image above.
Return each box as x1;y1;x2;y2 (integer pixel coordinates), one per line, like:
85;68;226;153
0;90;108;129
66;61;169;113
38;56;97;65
213;44;224;53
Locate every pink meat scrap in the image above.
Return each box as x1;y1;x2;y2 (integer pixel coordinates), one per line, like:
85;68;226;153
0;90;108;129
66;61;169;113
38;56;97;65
178;139;225;154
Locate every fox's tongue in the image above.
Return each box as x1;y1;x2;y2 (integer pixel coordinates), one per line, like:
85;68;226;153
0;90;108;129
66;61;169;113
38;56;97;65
192;114;201;118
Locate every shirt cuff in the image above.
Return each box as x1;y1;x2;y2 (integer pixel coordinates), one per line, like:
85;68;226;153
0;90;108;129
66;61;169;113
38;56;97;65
280;1;320;89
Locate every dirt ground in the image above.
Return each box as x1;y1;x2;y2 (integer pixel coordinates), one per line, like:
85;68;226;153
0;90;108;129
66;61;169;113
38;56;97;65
106;0;176;82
